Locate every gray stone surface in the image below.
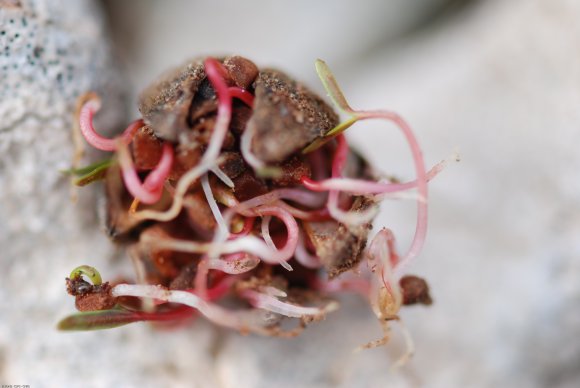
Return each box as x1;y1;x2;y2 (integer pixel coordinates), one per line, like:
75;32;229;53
348;1;580;386
0;1;206;387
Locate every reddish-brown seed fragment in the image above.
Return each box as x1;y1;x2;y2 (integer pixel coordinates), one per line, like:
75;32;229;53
141;224;179;279
137;222;201;284
231;170;269;202
68;281;116;312
223;56;259;89
400;275;433;306
271;156;312;187
132;126;163;170
169;145;203;181
229;104;253;135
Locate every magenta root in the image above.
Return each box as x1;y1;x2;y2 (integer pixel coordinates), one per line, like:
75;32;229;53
119;142;174;204
79;98;142;151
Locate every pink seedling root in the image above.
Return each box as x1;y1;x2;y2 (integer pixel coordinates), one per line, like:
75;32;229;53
368;228;401;294
301;110;432;272
229;205;299;267
301;163;444;194
117;142;174;204
193;253;259;300
193;257;211;300
358;110;427;272
202;58;233;161
294;231;322;269
79;97;142;151
324;134;378;225
78;94;175;205
111;284;281;335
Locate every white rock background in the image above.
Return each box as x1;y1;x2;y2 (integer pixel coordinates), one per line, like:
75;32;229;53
1;0;579;387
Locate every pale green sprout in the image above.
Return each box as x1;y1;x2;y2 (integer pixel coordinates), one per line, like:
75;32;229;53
62;158;113;186
69;265;103;286
303;59;358;153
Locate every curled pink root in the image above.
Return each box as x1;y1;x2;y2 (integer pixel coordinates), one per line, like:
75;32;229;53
194;253;259;299
226;205;299;268
301;111;429;270
294;231;322;269
79;98;142;151
357;111;427;270
118;142;174;204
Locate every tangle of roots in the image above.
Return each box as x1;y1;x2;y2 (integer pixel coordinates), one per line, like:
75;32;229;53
71;56;447;354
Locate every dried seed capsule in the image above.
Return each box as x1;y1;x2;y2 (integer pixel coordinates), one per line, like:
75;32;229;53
138;58;207;141
247;69;339;163
138;56;260;142
131;125;163;170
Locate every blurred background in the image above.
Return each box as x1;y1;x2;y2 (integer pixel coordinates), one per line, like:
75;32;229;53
1;0;579;387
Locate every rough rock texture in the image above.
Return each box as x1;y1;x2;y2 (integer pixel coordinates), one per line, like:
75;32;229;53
0;1;215;387
347;1;580;387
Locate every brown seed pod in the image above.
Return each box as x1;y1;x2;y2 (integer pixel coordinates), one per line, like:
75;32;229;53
246;69;339;163
138;56;337;161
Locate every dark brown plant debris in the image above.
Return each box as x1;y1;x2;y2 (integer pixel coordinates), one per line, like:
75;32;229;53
400;275;433;306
